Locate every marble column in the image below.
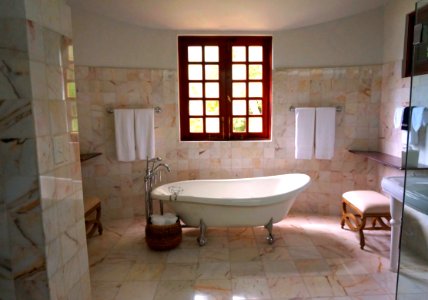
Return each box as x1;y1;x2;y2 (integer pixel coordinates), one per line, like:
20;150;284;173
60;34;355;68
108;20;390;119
0;0;91;299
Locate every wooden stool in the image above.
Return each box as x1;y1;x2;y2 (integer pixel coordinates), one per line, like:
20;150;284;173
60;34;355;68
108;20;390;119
84;196;103;238
341;190;391;249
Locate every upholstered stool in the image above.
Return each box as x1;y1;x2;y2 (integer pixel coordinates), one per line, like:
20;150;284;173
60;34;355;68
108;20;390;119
341;190;391;249
84;196;103;238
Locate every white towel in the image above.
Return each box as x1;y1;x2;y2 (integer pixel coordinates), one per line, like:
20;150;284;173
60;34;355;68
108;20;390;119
135;109;155;160
315;107;336;160
114;109;136;161
295;108;315;159
394;107;405;129
412;106;425;132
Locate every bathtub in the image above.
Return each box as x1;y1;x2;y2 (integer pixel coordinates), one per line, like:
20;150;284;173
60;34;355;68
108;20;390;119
151;173;311;245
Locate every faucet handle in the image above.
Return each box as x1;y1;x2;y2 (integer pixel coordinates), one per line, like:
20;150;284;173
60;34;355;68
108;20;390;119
148;156;162;163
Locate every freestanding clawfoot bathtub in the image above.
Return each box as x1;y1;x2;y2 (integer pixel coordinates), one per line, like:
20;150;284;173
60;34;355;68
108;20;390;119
151;173;311;246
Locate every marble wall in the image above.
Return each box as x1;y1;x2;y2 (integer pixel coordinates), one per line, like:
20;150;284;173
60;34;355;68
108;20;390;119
0;0;90;299
76;64;382;220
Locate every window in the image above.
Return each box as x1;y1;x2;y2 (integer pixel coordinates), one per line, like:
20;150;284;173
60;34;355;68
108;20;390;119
178;36;272;141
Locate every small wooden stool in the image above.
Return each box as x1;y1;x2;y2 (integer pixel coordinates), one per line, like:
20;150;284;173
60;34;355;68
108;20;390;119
341;190;391;249
84;196;103;238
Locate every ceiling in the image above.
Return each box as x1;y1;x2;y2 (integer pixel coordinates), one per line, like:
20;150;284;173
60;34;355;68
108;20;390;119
67;0;389;32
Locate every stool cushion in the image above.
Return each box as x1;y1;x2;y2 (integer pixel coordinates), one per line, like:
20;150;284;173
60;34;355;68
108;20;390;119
342;190;389;214
84;196;101;213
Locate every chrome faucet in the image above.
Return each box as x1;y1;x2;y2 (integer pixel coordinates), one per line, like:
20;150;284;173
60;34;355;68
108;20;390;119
144;156;171;218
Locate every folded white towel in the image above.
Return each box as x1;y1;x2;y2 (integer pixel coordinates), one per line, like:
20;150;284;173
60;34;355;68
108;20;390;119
412;106;425;132
135;109;155;160
114;109;136;161
295;108;315;159
394;107;405;129
315;107;336;160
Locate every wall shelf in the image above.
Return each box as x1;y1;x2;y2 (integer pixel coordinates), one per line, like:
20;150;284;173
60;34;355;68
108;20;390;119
349;150;428;170
80;152;102;162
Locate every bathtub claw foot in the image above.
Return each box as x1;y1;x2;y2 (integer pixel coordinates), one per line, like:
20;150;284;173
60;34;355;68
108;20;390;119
264;217;275;244
197;219;207;247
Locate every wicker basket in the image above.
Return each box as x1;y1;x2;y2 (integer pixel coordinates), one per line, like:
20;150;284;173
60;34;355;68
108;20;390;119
145;219;182;251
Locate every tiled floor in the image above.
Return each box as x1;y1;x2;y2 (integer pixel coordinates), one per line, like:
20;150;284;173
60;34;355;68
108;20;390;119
87;215;397;300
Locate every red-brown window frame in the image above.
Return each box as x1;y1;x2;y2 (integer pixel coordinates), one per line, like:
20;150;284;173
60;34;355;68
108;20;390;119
178;36;272;141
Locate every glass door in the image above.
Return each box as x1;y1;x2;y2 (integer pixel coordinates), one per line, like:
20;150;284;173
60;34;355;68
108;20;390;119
396;0;428;298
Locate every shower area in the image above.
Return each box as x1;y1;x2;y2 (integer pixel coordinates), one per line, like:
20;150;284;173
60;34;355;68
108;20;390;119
394;0;428;297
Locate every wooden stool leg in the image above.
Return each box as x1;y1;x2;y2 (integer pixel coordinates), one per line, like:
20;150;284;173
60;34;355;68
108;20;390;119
341;200;347;228
359;216;366;249
96;205;103;235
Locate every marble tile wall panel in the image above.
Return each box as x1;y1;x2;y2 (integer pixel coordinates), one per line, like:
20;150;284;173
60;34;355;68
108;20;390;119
76;64;383;219
1;0;90;299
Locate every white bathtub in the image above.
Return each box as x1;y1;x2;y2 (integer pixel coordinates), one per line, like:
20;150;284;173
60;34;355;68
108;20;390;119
151;173;311;229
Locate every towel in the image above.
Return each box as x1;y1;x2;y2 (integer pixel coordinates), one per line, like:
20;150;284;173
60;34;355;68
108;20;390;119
294;107;315;159
135;109;155;160
393;107;405;129
114;109;136;161
411;106;425;132
315;107;336;160
401;107;411;130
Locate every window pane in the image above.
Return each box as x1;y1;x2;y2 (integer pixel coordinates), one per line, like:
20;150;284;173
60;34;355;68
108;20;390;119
205;65;219;80
188;64;203;80
190;118;203;132
232;100;246;115
249;64;262;79
249;117;263;132
232;64;246;80
206;100;219;115
249;100;262;115
233;118;246;132
232;82;246;98
67;82;76;98
232;46;246;62
205;82;219;98
189;82;203;98
248;46;263;62
188;46;202;62
204;46;219;62
189;100;203;116
206;118;220;133
249;82;262;97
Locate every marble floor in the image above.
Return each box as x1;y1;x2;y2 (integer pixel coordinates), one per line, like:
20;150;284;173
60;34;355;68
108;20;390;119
87;215;398;300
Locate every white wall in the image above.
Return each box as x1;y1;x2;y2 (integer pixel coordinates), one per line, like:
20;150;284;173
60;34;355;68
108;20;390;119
273;7;384;68
383;0;416;63
71;7;384;69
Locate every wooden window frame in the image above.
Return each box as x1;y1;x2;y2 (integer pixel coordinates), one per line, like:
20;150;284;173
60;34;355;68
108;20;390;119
178;36;272;141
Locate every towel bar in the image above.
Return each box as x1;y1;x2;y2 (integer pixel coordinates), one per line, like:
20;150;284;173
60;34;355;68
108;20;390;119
106;106;162;114
289;105;342;112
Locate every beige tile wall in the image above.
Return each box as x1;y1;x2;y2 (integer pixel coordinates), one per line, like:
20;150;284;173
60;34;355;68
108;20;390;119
76;64;383;220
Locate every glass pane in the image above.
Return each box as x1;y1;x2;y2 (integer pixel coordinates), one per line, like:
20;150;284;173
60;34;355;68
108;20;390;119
204;46;219;62
232;64;247;80
206;118;220;133
232;100;246;115
249;46;263;62
189;100;203;116
232;82;246;98
190;118;203;133
249;82;263;97
68;45;74;61
249;117;263;132
249;100;262;115
249;64;262;79
233;118;246;132
232;46;246;62
188;64;203;80
205;65;219;80
205;82;219;98
189;82;203;98
67;82;76;98
206;100;219;115
188;46;202;62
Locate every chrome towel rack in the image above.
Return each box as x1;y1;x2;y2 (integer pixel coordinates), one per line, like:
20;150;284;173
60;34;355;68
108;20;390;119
106;106;162;114
289;105;342;112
